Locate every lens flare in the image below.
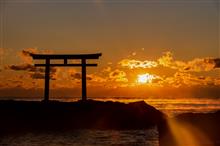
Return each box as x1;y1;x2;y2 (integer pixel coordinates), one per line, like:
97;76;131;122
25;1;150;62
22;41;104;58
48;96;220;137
166;118;213;146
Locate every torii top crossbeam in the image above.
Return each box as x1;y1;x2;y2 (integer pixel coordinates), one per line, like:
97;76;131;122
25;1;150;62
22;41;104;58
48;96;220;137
31;53;102;59
30;53;102;102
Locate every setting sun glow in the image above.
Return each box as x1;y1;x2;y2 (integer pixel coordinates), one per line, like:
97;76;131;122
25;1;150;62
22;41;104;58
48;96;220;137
137;74;154;84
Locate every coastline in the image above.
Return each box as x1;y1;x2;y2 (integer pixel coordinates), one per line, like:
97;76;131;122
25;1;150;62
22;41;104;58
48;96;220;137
0;99;219;146
0;100;165;132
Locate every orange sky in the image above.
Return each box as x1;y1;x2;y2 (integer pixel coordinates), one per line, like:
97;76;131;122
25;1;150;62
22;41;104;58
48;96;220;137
0;0;219;99
0;48;219;99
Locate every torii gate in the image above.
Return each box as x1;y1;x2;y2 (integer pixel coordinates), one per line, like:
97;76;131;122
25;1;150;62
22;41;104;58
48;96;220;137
30;53;102;102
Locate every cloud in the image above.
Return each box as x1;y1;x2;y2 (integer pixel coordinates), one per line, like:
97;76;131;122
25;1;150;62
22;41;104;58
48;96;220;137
157;51;174;68
109;69;128;82
2;48;220;98
120;51;219;72
21;48;38;56
69;69;106;83
102;66;111;72
6;64;41;72
158;51;219;72
68;69;81;80
18;48;38;64
162;72;220;88
205;58;220;68
213;58;220;68
0;74;37;90
30;70;59;80
70;72;82;80
6;63;57;80
182;58;216;72
87;74;106;83
119;59;158;69
18;48;54;64
5;48;59;80
29;72;45;79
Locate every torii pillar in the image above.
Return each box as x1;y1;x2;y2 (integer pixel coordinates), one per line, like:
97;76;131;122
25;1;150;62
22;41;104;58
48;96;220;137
30;53;102;102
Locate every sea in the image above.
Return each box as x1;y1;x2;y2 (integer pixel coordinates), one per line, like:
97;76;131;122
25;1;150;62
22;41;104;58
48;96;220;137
0;97;220;146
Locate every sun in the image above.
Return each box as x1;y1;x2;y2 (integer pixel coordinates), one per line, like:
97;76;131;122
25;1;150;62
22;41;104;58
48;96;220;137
137;73;154;84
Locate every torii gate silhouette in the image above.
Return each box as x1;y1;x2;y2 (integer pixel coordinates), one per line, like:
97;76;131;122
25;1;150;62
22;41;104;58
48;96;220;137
30;53;102;102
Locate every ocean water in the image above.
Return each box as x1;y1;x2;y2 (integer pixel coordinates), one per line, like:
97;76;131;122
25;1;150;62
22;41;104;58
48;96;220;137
0;97;220;146
50;97;220;116
0;129;159;146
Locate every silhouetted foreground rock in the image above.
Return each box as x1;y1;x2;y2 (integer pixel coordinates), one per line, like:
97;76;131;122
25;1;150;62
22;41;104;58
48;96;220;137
0;100;165;133
158;111;220;146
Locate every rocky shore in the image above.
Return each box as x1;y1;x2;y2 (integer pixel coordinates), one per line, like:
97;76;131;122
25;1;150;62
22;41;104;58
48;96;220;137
0;99;219;146
0;100;165;133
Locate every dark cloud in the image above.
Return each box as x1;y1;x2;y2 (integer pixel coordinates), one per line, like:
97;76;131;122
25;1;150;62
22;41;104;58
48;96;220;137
31;68;57;80
30;72;45;79
70;72;81;80
109;69;126;78
70;72;93;81
183;66;190;71
6;63;58;80
22;49;34;56
68;68;105;82
213;58;220;68
86;74;106;82
203;58;220;68
197;76;206;80
86;76;93;81
29;72;56;80
110;71;120;77
19;48;38;64
18;48;53;64
179;58;220;72
6;64;40;72
5;48;44;72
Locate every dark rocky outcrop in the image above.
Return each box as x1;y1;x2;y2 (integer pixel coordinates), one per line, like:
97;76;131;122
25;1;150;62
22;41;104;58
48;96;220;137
2;99;219;146
0;100;165;133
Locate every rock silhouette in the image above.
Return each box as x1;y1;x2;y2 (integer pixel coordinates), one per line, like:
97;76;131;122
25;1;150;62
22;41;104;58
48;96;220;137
0;100;165;133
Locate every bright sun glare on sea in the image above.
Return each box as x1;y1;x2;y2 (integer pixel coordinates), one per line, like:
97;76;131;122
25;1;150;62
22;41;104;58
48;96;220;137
137;73;154;84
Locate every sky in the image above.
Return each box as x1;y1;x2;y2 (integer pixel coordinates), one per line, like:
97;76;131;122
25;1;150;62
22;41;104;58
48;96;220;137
0;0;219;99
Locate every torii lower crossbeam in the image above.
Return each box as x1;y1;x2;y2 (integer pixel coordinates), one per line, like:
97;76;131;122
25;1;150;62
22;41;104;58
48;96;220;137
30;53;102;102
